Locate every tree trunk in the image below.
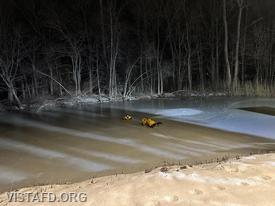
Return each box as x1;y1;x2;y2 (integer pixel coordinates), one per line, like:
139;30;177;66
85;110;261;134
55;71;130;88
140;58;144;93
184;2;192;91
11;86;22;109
96;54;101;101
49;67;54;95
198;48;204;91
89;68;93;93
99;0;107;62
215;17;220;88
233;0;244;88
241;8;248;83
223;0;232;89
32;64;38;97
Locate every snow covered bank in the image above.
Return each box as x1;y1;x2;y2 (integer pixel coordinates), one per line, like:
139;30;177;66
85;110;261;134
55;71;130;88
1;153;275;206
27;95;111;112
30;94;167;112
20;91;226;112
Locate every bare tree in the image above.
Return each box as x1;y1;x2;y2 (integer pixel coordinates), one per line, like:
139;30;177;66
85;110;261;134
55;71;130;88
100;0;121;98
183;0;193;91
0;29;23;108
233;0;245;88
46;5;84;96
223;0;232;89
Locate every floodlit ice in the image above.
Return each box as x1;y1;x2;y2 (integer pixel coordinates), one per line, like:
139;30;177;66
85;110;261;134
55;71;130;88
155;108;202;116
0;166;28;184
65;146;141;164
0;116;139;146
0;116;184;159
0;138;111;172
104;97;275;140
151;133;253;150
0;138;65;159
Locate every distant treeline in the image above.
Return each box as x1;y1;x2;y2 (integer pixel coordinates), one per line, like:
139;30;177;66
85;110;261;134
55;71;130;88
0;0;274;107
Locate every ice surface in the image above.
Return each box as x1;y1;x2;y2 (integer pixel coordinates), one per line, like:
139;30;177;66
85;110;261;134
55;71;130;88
155;108;202;116
65;146;141;164
0;116;184;159
104;97;275;140
0;138;111;172
0;166;28;184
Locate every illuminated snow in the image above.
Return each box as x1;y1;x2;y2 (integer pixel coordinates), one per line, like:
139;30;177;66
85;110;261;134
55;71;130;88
159;171;265;186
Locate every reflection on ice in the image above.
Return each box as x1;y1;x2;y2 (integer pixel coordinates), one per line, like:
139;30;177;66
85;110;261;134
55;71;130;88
0;138;64;159
167;142;215;155
137;144;184;160
66;146;141;164
0;138;111;172
106;97;275;140
155;108;203;116
0;116;188;159
0;166;28;184
0;117;137;146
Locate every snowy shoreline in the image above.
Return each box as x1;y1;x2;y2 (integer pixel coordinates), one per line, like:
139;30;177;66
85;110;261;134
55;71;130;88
31;92;220;112
1;152;275;206
1;91;229;112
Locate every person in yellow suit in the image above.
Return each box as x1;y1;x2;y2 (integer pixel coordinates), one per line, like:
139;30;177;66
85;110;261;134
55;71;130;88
122;115;162;128
123;114;133;121
141;118;162;128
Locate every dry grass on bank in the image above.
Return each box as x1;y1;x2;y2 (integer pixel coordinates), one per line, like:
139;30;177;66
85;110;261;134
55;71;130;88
230;81;275;97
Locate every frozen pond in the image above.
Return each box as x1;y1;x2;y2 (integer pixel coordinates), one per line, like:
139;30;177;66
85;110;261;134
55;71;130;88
0;96;275;192
104;97;275;140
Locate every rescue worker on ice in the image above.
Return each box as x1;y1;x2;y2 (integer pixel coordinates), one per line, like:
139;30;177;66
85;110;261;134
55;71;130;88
141;118;162;128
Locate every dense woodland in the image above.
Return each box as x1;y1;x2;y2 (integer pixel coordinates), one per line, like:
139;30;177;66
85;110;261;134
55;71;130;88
0;0;274;108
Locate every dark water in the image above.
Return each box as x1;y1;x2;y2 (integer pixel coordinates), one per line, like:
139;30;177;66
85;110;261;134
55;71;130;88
240;107;275;116
0;97;275;193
